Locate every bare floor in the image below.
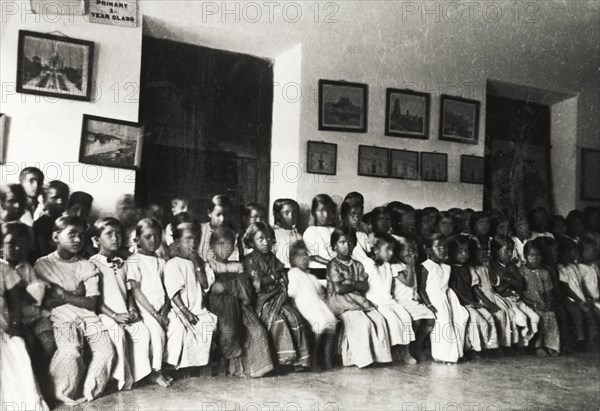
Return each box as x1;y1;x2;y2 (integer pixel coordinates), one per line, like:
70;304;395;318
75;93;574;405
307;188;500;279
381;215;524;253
65;352;599;411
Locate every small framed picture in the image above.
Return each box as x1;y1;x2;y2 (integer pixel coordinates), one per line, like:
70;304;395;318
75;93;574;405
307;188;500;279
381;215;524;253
581;148;600;200
307;141;337;175
79;115;144;170
420;152;448;182
319;80;368;133
17;30;94;101
460;155;485;184
385;88;430;139
439;95;480;144
390;149;419;180
358;145;389;177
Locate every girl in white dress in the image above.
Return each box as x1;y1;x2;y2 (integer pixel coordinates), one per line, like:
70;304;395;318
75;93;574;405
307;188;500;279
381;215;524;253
286;240;338;370
164;221;217;369
303;194;337;278
90;218;152;390
418;234;469;363
126;218;171;387
364;233;415;363
272;198;303;268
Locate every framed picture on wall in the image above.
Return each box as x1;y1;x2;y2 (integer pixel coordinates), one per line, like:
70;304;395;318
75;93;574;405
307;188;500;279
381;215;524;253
16;30;94;101
390;149;419;180
319;80;368;133
581;148;600;200
358;145;389;177
420;151;448;182
79;115;144;170
460;155;485;184
385;88;430;139
439;95;480;144
307;141;337;175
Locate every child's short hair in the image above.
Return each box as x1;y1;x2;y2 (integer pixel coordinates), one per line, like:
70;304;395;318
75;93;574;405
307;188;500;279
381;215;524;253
371;206;391;220
372;232;396;251
68;191;93;210
210;226;236;247
135;217;163;239
243;222;274;249
0;184;27;208
340;199;361;221
1;221;31;244
523;239;543;258
19;167;44;183
44;180;70;201
343;192;364;208
289;240;309;265
208;194;232;212
172;220;200;241
448;234;470;258
330;225;357;248
491;235;515;256
311;194;337;225
92;217;122;238
272;198;299;225
54;215;88;233
557;236;578;262
425;233;447;250
171;196;189;209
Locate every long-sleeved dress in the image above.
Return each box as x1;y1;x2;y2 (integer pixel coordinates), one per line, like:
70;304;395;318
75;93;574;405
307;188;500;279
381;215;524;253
422;259;469;363
327;257;392;368
244;251;310;368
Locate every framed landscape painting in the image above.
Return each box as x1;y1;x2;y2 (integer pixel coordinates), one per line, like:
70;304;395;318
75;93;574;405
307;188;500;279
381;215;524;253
17;30;94;101
385;88;430;139
319;80;368;133
79;115;144;170
439;94;480;144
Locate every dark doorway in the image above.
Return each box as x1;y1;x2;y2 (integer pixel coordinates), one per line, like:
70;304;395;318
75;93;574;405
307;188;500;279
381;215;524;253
484;95;553;220
136;37;274;224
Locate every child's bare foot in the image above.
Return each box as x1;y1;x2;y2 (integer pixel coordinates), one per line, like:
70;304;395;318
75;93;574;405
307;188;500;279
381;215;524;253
547;349;559;357
398;346;417;364
151;371;171;387
536;347;548;357
54;394;85;406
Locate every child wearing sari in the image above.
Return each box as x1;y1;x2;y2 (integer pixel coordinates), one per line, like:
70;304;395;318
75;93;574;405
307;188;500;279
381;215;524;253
243;222;310;370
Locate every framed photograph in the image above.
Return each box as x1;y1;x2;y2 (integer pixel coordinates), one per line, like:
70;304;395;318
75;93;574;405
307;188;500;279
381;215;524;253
17;30;94;101
439;94;480;144
385;88;430;139
390;149;419;180
581;148;600;200
358;145;389;177
0;114;6;164
319;80;368;133
79;115;144;170
460;155;485;184
420;152;448;182
307;141;337;175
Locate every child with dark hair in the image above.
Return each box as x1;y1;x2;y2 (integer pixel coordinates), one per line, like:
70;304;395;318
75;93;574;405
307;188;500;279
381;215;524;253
489;235;539;347
435;211;455;237
341;198;373;266
33;181;70;259
512;217;534;266
528;207;553;239
208;225;273;377
272;198;302;268
164;196;189;246
1;183;28;223
365;233;416;364
326;226;392;368
19;167;44;226
549;215;567;239
303;194;337;278
199;195;239;262
448;235;498;359
287;240;338;370
391;238;435;361
418;233;469;363
66;191;94;221
578;234;600;314
566;210;585;243
243;222;310;370
519;241;560;357
238;202;268;258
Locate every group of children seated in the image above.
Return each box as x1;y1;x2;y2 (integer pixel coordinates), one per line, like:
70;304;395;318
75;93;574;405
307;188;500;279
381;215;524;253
1;167;599;409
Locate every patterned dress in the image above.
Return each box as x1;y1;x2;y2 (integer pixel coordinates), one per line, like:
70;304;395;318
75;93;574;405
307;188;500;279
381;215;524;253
519;265;560;352
327;257;392;368
244;251;310;368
